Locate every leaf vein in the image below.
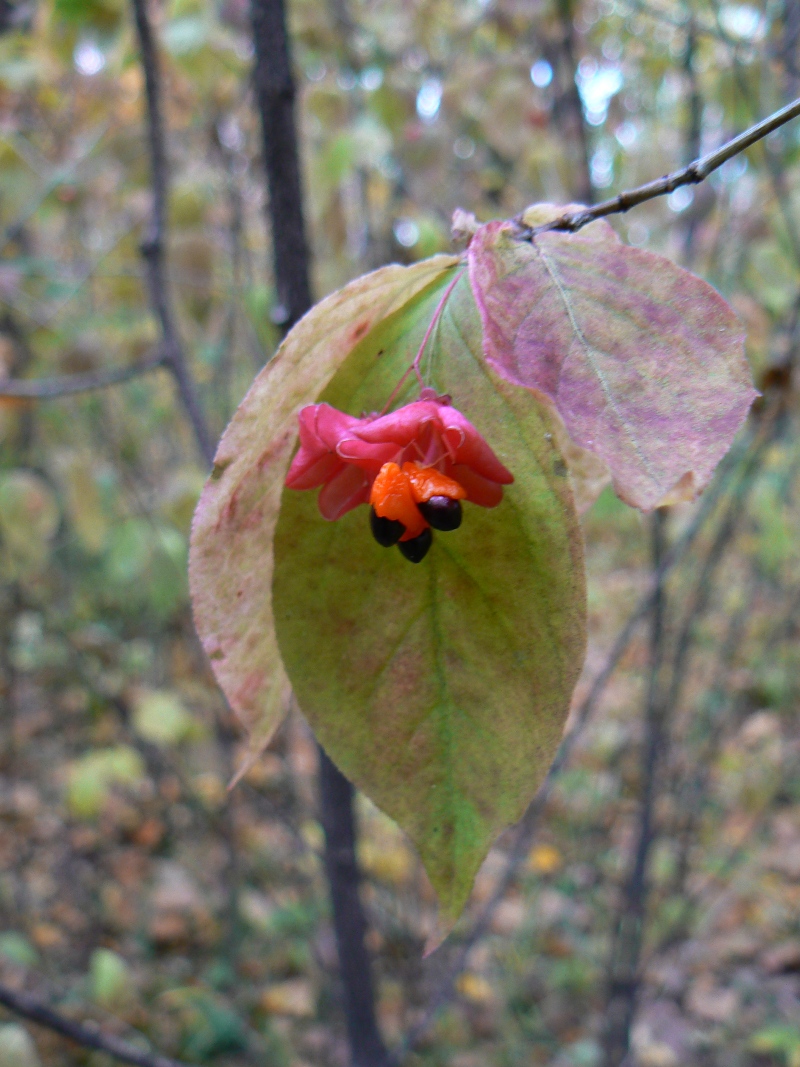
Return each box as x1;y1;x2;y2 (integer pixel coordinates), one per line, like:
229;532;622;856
531;238;658;482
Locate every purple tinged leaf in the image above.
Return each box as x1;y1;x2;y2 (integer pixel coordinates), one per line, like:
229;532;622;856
468;205;758;511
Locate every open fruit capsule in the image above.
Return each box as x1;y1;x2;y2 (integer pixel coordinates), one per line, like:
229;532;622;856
369;462;467;562
285;395;514;563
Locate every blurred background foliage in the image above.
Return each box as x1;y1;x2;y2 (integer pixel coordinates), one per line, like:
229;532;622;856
1;0;800;1065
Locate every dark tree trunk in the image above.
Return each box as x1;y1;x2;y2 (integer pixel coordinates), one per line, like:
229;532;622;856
249;0;312;330
319;748;389;1066
248;3;388;1064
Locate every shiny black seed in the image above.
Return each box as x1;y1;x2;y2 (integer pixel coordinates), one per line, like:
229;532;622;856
418;495;462;531
370;507;405;547
398;527;433;563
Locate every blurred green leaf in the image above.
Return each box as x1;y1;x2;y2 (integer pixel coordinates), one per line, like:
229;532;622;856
89;948;133;1009
750;1024;800;1067
66;746;146;819
131;688;203;746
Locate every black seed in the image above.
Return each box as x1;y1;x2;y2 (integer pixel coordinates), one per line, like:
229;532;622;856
418;496;462;532
398;528;433;563
370;507;405;547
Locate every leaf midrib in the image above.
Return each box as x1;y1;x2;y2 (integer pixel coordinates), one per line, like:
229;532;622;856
532;235;659;482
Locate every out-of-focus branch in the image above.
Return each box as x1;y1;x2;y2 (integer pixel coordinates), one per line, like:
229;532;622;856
679;19;703;263
623;0;764;51
780;0;800;98
554;0;594;205
129;0;215;466
520;96;800;235
0;982;193;1067
658;585;756;949
249;0;312;329
0;349;165;399
719;5;800;269
0;125;109;254
319;748;389;1067
600;509;668;1067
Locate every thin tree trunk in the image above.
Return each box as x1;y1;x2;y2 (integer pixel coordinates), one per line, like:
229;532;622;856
248;2;388;1063
555;0;594;205
249;0;312;329
600;509;668;1067
319;748;389;1067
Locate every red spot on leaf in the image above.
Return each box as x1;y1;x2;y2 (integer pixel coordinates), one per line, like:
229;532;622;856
233;670;266;709
349;318;371;345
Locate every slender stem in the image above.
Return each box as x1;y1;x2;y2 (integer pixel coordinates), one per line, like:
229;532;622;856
380;268;464;415
412;269;463;382
129;0;215;467
520;96;800;236
0;982;193;1067
0;349;165;399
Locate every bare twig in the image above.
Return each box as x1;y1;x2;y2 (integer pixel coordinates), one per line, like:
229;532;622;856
519;96;800;236
622;0;765;51
0;349;165;399
0;982;194;1067
664;577;800;946
0;125;109;254
720;17;800;269
129;0;215;466
658;585;758;950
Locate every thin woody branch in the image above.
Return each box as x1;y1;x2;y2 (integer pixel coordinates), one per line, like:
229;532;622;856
520;96;800;236
129;0;215;466
0;349;165;399
0;982;193;1067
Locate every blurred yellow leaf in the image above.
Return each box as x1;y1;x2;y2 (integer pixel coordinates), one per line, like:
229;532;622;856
528;844;563;874
456;972;494;1004
260;979;315;1017
359;839;413;885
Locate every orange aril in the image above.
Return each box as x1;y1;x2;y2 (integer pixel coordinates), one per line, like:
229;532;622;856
402;463;467;504
370;462;427;540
